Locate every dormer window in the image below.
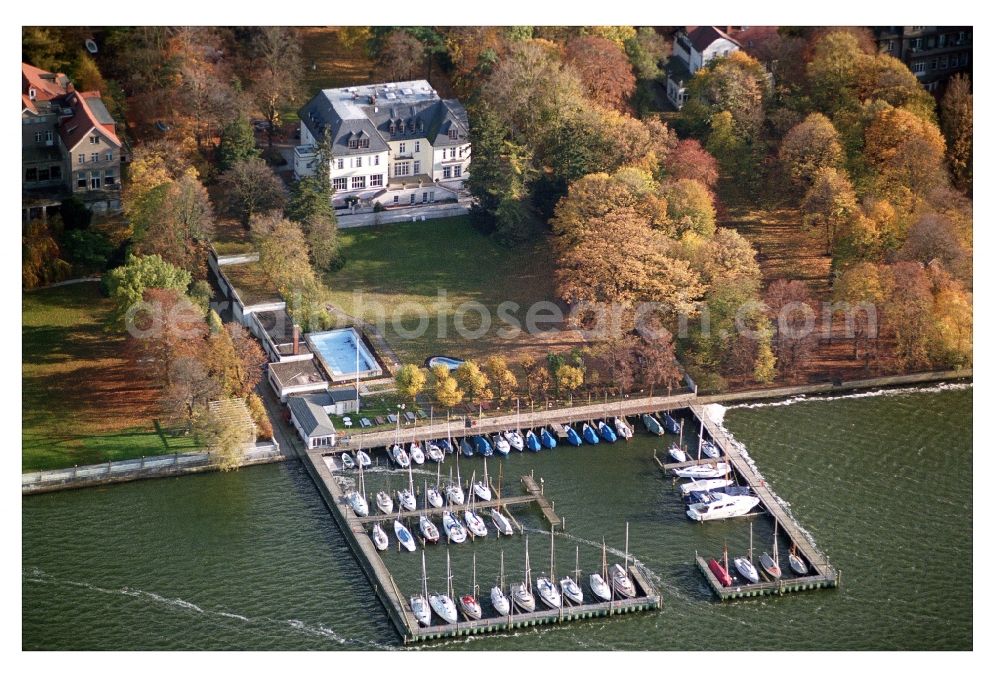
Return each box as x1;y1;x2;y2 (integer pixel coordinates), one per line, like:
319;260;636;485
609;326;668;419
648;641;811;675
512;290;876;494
448;129;459;140
28;87;37;100
90;135;99;144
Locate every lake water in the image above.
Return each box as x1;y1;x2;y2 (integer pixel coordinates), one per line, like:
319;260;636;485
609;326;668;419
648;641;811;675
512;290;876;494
22;384;972;650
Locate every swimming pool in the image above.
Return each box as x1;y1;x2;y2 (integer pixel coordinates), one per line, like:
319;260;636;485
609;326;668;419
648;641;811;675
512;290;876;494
427;356;465;371
307;328;383;381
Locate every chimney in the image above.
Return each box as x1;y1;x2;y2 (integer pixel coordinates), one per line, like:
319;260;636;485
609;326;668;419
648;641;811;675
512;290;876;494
292;324;301;355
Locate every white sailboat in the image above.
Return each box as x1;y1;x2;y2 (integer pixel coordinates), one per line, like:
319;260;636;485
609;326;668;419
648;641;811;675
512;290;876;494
419;514;440;544
686;492;761;521
614;417;633;440
668;443;687;463
490;507;513;536
673;462;731;479
473;460;492;501
397;462;417;512
410;551;432;627
464;500;488;539
734;522;760;584
512;537;536;612
409;441;425;465
446;464;465;506
356;450;372;468
394;516;416;552
679;478;734;496
426;484;444;509
390;444;410;469
341;452;356;470
460;552;483;620
612;523;637;598
426;441;444;463
348;464;369;517
492;434;511;455
376;489;394;515
504;430;525;452
536;528;562;609
590;538;612;601
759;519;782;579
560;546;584;605
442;510;467;544
430;551;458;624
491;550;511;615
371;522;389;551
788;543;809;576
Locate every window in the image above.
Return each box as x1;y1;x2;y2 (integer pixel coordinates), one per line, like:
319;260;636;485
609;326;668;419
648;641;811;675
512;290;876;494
450;147;457;159
359;138;369;149
355;157;363;168
374;155;380;166
38;168;50;181
912;61;926;73
91;153;99;163
448;129;458;140
951;55;960;67
370;174;383;187
336;158;344;170
76;172;86;189
422;191;428;203
78;154;85;164
961;52;969;66
25;168;37;182
393;195;399;204
51;166;61;180
352;175;366;190
34;132;42;143
105;151;113;162
90;171;102;189
454;166;462;178
429;191;435;202
348;139;358;149
104;169;116;186
443;166;452;179
46;131;52;143
394;162;410;177
399;143;406;154
409;194;415;204
90;135;99;144
413;160;420;174
911;37;923;51
415;141;420;153
332;177;348;191
930;57;938;70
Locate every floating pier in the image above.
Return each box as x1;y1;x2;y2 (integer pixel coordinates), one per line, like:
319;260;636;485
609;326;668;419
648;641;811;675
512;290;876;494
666;404;840;600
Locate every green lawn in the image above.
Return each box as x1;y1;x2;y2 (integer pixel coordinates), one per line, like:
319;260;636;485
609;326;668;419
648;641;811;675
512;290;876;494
324;216;577;367
22;283;197;472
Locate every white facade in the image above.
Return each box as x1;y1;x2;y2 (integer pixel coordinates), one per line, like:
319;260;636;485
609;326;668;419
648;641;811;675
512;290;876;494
667;28;741;110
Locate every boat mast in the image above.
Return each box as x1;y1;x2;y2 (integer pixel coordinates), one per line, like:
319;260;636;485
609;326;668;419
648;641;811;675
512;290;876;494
723;540;729;575
422;550;429;600
575;545;580;585
749;522;754;561
472;551;478;596
624;521;630;570
602;537;608;581
500;549;505;589
525;537;531;588
550;525;556;581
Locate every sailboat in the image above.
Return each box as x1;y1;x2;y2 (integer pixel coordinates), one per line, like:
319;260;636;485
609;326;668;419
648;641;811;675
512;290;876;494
390;444;410;468
371;522;389;551
525;429;542;452
612;523;637;599
709;542;734;587
490;508;513;536
560;546;584;605
464;479;488;538
512;538;536;612
439;437;454;455
356;450;372;468
419;514;440;544
341;452;356;470
597;420;618;443
734;523;760;583
661;411;682;435
668;443;687;463
473;461;492;501
492;433;510;456
580;422;600;445
426;440;445;463
460;437;475;457
474;435;493;457
491;551;511;615
426;467;444;508
394;515;416;552
376;489;394;515
673;461;731;479
348;464;369;517
642;413;664;436
504;430;525;452
460;553;483;620
758;520;782;579
590;538;612;601
397;462;417;511
409;437;425;465
788;543;809;576
442;510;468;544
446;464;465;506
700;440;721;459
429;551;459;624
613;417;633;441
411;551;432;627
564;424;583;447
540;427;558;448
536;528;562;609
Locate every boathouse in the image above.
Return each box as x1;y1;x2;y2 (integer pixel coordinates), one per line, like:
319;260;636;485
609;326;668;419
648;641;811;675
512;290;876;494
288;395;337;449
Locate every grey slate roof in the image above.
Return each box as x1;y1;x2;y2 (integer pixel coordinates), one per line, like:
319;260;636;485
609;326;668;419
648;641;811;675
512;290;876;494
299;79;470;157
288;395;336;438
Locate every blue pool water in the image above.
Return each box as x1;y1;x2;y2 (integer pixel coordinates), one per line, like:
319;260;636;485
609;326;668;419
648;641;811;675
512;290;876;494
308;329;379;379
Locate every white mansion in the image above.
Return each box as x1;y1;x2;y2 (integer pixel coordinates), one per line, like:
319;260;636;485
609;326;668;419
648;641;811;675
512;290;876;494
294;80;471;209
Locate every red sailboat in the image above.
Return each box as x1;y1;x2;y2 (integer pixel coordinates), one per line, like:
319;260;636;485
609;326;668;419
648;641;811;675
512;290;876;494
709;541;734;587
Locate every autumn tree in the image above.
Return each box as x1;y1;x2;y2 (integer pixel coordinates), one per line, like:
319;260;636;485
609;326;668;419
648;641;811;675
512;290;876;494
455;361;490;403
779;113;845;189
764;279;818;378
665;179;716;237
564;35;636;112
133;169;215;275
23;27;73;72
940;73;972;194
220;157;287;226
246;27;303;144
927;262;972;368
395;364;426;402
681;52;769;143
624;27;670;80
881;262;935;370
218;113;259;170
247;392;273;440
897;212;972;285
661;139;719;188
554;364;584;398
483;356;519;403
801;167;859;255
831;261;885;362
431;364;464;411
22;220;70;289
196;399;252;471
863;105;947;200
106;254;192;325
375;29;426;81
634;335;683;395
164;354;220;427
251;213;329;330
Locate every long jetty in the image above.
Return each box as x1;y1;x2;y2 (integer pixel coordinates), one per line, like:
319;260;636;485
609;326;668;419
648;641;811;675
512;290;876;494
655;404;840;600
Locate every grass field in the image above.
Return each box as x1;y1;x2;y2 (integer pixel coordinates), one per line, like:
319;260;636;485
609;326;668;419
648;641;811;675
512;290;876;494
324;216;585;367
22;283;197;472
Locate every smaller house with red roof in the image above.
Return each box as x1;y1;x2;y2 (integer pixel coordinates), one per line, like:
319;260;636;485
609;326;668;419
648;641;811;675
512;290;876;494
665;26;742;109
22;62;123;221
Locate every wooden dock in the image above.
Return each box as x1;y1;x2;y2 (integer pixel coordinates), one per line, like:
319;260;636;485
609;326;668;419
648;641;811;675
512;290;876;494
678;405;840;600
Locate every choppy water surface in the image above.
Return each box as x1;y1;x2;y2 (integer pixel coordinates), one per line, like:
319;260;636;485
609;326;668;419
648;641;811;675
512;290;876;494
23;385;972;650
